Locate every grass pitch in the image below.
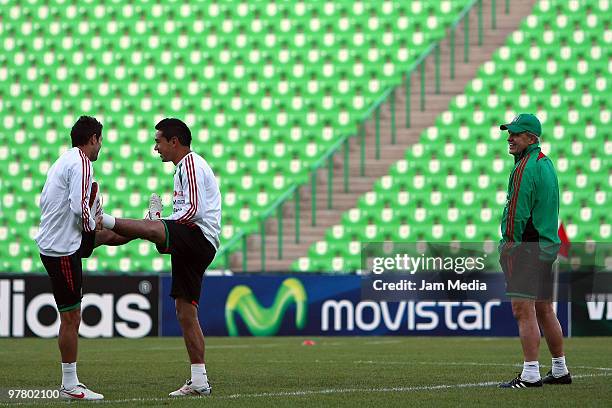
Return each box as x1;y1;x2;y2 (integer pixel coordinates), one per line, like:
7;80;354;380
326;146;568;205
0;337;611;407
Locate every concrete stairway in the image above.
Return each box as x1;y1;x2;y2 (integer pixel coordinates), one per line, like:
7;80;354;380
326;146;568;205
229;0;537;272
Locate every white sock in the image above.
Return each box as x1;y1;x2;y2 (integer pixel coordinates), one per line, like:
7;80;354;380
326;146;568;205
521;361;541;382
61;362;79;389
552;356;569;377
190;364;208;387
102;213;116;229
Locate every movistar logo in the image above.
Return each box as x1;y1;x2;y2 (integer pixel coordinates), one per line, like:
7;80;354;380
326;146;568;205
225;278;307;336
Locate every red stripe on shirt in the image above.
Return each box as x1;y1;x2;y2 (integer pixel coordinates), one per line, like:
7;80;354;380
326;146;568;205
188;155;198;220
506;159;523;241
80;154;86;230
85;158;91;231
506;158;526;241
187;155;199;219
83;156;91;232
178;155;198;223
79;151;92;232
507;160;521;240
177;157;194;222
506;154;530;242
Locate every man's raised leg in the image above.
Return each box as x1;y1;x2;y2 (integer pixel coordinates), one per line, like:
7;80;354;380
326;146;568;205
101;217;166;247
94;229;133;247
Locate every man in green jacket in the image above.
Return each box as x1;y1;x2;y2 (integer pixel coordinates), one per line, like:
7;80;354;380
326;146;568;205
496;114;571;388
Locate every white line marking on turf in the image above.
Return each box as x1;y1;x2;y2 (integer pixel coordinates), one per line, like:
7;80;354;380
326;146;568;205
1;373;610;406
267;359;521;367
268;359;612;373
356;360;522;367
145;343;283;351
573;365;612;371
362;339;404;345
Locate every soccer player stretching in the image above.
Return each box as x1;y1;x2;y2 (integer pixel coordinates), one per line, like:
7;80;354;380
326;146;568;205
35;116;105;400
100;118;221;396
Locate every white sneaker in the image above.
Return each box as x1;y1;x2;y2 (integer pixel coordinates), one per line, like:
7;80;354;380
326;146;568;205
168;380;212;397
59;384;104;400
147;193;163;220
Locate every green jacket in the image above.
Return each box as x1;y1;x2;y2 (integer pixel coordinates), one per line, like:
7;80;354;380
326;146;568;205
499;143;560;258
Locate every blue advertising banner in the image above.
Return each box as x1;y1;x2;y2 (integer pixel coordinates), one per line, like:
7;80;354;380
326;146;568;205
160;274;570;337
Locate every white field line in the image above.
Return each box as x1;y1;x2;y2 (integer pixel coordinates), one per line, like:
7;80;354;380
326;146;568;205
267;359;523;367
268;360;612;372
362;339;404;345
144;343;284;351
0;372;610;406
573;365;612;371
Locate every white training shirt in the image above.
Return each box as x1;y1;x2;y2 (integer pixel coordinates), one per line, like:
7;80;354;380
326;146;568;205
35;147;96;257
165;151;221;250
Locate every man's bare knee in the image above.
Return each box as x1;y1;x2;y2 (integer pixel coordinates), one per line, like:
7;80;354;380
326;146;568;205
511;300;535;321
143;221;166;245
175;299;197;326
176;310;194;327
60;309;81;328
535;302;555;318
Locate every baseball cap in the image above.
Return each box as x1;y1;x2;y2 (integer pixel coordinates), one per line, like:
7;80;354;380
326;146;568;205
500;113;542;137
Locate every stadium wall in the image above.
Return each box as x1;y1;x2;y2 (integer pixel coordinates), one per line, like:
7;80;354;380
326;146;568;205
2;274;611;338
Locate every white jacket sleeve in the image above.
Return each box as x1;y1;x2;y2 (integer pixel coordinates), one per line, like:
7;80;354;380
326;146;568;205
164;155;206;223
68;158;96;232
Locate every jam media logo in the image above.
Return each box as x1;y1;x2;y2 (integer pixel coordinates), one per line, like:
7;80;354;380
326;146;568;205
225;278;307;336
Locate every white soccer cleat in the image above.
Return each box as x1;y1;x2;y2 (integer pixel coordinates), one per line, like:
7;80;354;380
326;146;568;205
147;193;163;220
168;380;212;397
59;384;104;400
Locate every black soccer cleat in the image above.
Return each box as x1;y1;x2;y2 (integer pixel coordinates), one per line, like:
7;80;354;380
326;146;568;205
542;370;572;385
498;374;543;388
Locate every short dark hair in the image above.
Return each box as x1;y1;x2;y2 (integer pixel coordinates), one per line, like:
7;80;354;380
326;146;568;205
71;116;103;147
155;118;191;147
